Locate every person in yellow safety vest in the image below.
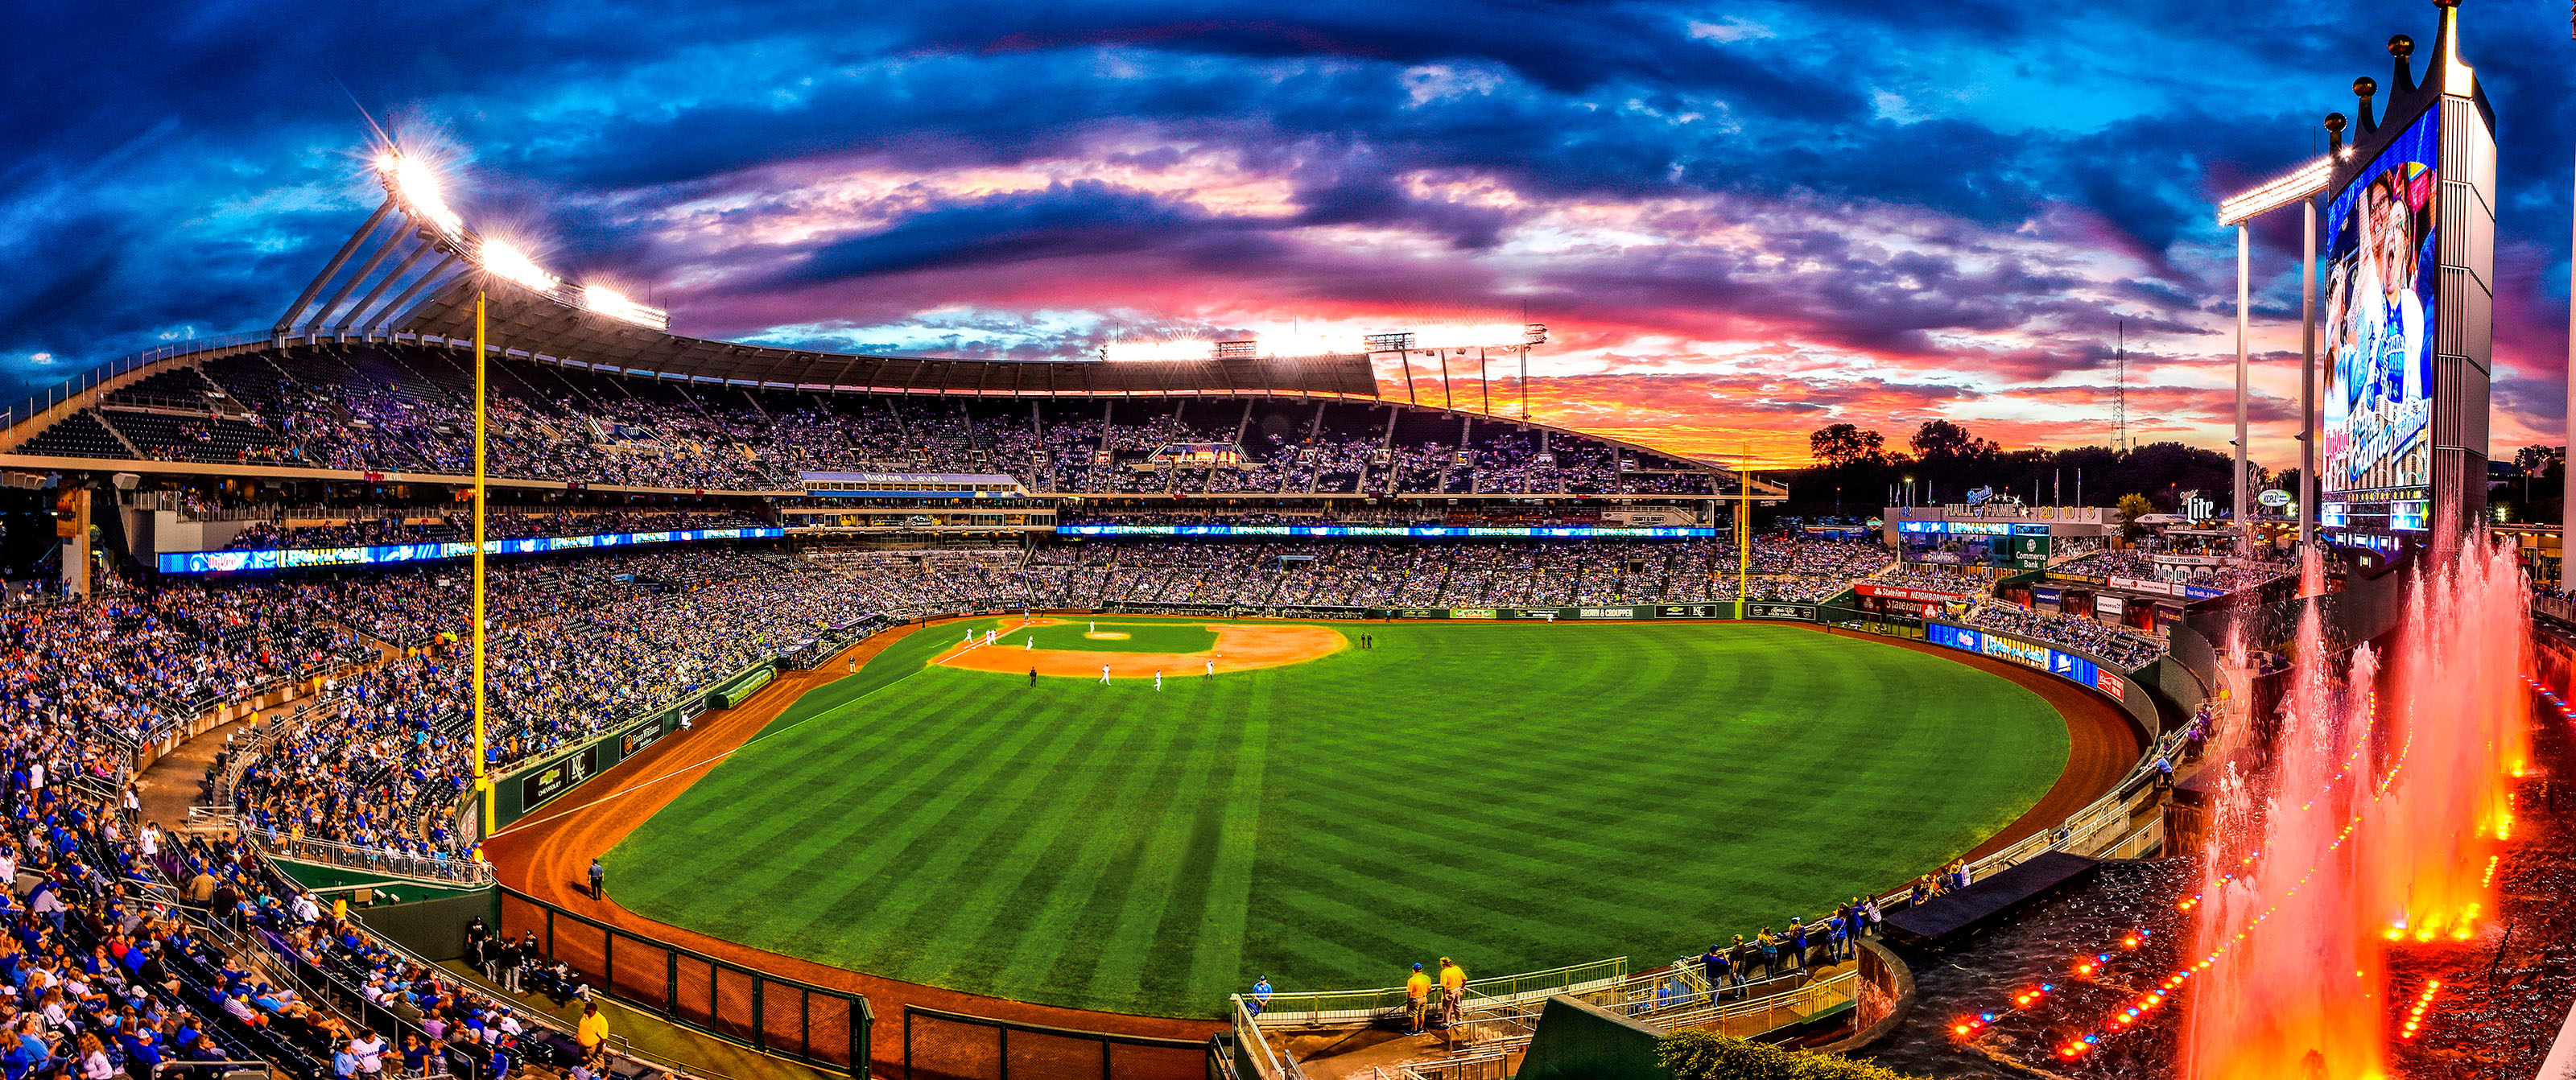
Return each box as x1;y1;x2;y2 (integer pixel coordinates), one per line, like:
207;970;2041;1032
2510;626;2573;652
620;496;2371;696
1403;963;1432;1034
576;1001;610;1063
1437;958;1467;1028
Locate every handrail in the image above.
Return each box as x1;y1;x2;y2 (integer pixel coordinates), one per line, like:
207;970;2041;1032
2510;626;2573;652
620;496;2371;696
248;831;493;885
1245;957;1626;1025
4;331;270;431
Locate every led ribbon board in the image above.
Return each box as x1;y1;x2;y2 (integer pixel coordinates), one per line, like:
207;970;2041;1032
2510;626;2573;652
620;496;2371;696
1054;525;1718;538
157;527;786;574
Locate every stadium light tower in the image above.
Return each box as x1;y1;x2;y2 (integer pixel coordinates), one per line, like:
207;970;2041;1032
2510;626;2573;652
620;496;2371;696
1364;325;1546;415
2217;142;2338;559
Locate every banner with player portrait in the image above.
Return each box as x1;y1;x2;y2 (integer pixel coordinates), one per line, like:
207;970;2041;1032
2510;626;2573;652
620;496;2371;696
2321;109;2440;528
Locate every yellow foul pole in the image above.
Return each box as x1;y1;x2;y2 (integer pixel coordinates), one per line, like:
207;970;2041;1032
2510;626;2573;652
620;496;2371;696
473;291;493;841
1736;453;1752;620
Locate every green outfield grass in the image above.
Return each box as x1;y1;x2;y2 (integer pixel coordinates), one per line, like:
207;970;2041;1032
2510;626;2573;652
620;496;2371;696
604;619;2069;1017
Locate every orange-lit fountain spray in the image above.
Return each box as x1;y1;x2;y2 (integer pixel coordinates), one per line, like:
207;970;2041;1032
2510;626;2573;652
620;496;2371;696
2182;563;2385;1080
2372;537;2529;945
2183;537;2528;1080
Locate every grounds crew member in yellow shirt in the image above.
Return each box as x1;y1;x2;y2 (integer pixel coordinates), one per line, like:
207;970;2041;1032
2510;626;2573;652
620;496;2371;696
576;1001;611;1063
1437;958;1467;1028
1404;964;1433;1034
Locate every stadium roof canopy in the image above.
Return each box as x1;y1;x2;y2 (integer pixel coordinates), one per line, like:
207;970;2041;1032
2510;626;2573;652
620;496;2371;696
270;167;1379;398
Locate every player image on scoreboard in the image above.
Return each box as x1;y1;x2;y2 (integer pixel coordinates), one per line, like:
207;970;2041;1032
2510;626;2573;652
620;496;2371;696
2321;111;2438;509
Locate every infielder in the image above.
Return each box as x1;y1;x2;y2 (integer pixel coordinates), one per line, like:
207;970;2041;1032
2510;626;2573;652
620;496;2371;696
1099;665;1111;685
1154;670;1163;691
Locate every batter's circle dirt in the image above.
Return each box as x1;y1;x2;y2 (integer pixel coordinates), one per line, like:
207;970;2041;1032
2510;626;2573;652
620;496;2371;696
938;618;1346;678
479;615;2143;1080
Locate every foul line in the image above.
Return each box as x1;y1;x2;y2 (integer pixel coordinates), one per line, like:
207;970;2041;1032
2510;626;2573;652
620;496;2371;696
490;616;1038;839
931;616;1045;667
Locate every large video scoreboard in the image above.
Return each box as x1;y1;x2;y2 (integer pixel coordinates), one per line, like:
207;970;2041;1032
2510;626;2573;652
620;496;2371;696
2318;32;2495;542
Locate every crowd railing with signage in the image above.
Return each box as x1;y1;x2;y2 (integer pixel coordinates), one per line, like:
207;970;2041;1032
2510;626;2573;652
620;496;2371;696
157;526;787;574
258;833;495;886
2044;567;2231;602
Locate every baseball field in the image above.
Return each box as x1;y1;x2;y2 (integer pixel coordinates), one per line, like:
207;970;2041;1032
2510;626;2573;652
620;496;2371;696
598;617;2071;1017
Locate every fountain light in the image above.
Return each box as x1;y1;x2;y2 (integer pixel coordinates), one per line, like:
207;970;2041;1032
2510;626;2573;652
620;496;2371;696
2399;980;2441;1041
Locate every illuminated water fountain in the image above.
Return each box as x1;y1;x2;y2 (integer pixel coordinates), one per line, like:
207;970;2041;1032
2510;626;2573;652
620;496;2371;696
2182;538;2529;1080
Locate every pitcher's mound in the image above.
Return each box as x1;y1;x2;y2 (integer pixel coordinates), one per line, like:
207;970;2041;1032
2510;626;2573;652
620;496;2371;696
1084;631;1133;641
944;620;1346;678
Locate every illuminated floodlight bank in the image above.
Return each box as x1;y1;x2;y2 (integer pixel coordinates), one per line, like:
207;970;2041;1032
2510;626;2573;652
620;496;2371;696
373;147;672;332
382;153;464;236
2215;155;2335;226
582;283;669;329
479;238;559;292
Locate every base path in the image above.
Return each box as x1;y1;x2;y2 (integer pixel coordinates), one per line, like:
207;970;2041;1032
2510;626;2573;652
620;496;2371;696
480;616;1224;1080
938;618;1346;678
483;616;2140;1078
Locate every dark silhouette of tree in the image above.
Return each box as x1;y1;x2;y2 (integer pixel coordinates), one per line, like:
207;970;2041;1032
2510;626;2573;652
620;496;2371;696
1808;424;1886;468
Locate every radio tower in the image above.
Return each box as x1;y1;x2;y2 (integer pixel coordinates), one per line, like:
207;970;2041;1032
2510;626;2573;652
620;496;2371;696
2115;320;2128;454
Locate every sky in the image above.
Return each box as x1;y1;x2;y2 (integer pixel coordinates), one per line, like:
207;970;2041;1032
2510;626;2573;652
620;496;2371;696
2;1;2569;470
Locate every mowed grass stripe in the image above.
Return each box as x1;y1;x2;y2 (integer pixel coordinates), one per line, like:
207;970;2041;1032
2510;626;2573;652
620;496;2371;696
1031;693;1214;1004
616;674;1041;942
753;682;1106;963
609;620;2069;1016
1076;696;1245;1008
862;677;1151;962
1166;676;1272;1007
678;675;1013;900
980;686;1211;1004
906;677;1182;991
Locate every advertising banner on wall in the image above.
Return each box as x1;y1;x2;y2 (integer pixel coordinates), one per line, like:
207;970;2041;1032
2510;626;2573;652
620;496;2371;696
1855;582;1979;602
1926;624;2128;699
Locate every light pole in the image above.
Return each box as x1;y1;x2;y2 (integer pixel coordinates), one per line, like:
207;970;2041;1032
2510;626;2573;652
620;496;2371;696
2299;192;2318;557
2234;222;2252;560
471;287;493;845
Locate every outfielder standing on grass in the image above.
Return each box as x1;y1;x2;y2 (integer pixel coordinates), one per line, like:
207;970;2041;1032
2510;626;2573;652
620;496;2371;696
1100;664;1111;685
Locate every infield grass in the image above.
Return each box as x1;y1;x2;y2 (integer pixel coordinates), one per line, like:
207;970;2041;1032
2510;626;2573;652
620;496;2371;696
604;620;2069;1016
1013;619;1219;653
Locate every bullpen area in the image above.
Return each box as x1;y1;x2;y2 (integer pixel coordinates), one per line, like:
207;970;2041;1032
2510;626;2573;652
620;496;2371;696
563;618;2079;1018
